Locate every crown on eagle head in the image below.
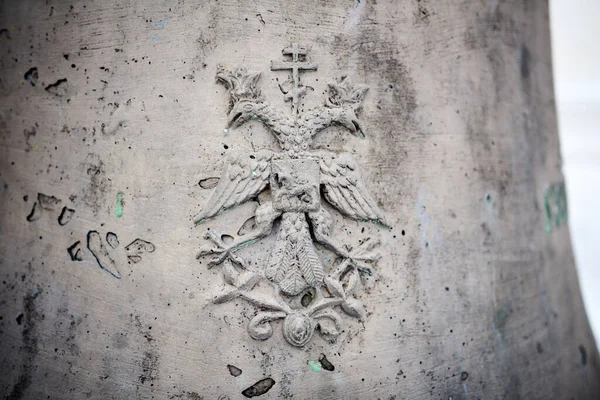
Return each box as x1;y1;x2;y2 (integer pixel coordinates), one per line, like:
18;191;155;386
216;66;265;103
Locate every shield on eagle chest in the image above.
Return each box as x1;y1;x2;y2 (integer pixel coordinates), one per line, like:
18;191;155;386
270;159;320;212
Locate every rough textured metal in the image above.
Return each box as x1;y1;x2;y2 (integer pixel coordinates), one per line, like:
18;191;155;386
0;0;599;399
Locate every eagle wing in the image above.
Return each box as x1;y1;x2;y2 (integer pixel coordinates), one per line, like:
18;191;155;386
318;152;387;225
194;150;273;224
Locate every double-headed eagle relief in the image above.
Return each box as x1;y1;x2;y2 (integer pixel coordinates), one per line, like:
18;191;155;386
195;44;389;347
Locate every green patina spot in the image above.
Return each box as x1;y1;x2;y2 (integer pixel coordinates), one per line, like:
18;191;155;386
233;239;258;251
373;219;392;230
251;115;259;121
494;307;509;330
115;192;124;218
485;193;492;204
544;182;568;233
308;360;322;372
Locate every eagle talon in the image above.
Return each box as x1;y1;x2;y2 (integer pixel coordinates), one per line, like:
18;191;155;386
197;230;249;269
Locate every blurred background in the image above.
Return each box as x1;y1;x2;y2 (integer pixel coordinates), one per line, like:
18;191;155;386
551;0;600;341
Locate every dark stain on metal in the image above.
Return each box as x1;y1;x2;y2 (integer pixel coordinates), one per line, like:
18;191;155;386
227;364;242;377
242;377;275;398
318;353;335;371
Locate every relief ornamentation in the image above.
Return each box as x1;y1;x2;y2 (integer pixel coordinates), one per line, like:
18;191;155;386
195;44;388;347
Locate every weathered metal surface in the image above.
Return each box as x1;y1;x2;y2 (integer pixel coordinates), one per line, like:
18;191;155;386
0;0;598;399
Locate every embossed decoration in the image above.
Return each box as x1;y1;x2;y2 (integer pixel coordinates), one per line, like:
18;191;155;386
195;44;388;347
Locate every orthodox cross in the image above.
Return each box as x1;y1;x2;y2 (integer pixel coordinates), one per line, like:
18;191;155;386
270;43;318;114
